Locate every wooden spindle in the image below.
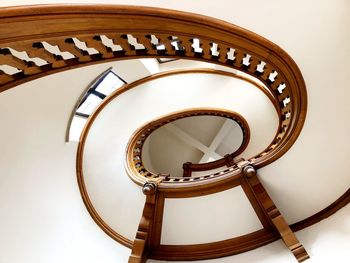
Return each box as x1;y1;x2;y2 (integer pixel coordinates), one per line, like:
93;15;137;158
247;56;260;74
79;36;114;59
48;39;92;62
200;39;212;60
156;34;176;56
0;51;42;75
0;70;15;86
233;49;245;68
134;34;159;55
179;36;195;57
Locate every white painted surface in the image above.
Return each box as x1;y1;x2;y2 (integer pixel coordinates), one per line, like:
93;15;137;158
141;58;160;75
0;63;131;263
112;59;155;83
144;123;204;177
161;187;263;245
159;60;216;72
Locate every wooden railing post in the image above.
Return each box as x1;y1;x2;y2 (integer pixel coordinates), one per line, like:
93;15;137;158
128;181;160;263
182;162;192;177
241;163;310;263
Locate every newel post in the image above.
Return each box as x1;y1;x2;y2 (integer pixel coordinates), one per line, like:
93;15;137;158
128;181;160;263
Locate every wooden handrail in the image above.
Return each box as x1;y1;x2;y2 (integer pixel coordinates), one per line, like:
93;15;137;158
126;107;250;182
0;4;307;171
182;154;240;176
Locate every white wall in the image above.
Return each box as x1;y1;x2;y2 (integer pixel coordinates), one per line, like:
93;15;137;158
161;187;262;245
0;63;131;263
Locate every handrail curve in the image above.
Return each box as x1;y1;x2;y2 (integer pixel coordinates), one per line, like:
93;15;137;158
0;4;307;170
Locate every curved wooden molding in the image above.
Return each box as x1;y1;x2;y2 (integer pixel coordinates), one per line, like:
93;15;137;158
148;188;350;261
76;69;257;246
78;68;272;198
125;108;251;186
291;188;350;232
0;4;307;169
150;230;279;261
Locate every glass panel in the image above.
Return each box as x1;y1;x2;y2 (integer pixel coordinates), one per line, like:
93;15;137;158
76;94;103;116
69;115;88;142
95;72;125;95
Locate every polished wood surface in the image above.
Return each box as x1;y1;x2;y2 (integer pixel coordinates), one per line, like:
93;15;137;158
126;108;250;185
242;164;309;262
0;4;307;170
129;182;160;263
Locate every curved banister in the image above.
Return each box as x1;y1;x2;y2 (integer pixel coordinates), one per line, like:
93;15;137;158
126;108;250;184
0;4;306;171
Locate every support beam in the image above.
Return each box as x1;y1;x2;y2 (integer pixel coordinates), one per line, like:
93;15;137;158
199;119;232;163
241;163;310;263
182;162;192;177
164;123;222;160
128;182;159;263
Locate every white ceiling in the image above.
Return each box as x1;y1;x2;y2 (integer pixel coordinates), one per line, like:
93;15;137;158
143;115;244;177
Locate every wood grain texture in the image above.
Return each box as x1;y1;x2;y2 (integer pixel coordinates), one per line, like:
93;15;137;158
0;4;307;170
129;182;159;263
126;107;250;185
150;229;279;260
242;164;309;262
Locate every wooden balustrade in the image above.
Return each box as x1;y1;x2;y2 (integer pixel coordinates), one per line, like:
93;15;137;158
125;108;250;185
0;6;307;175
0;7;308;184
134;160;314;261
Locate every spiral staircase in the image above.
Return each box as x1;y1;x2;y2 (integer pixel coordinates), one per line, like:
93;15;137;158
0;3;349;263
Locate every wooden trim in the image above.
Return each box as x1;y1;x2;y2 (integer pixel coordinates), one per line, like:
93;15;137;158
125;107;251;185
241;164;309;262
160;172;242;198
0;4;307;170
291;188;350;231
73;68;270;197
150;229;279;260
149;192;165;250
76;161;133;248
240;176;274;231
76;69;254;245
149;187;350;260
74;65;348;257
129;182;159;263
